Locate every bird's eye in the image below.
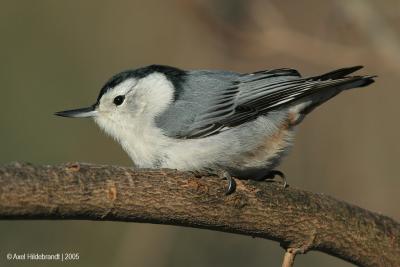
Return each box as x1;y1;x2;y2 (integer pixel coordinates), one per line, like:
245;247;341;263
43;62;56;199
113;95;125;106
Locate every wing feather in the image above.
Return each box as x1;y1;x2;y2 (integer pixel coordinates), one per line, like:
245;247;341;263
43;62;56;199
156;67;374;139
184;68;371;138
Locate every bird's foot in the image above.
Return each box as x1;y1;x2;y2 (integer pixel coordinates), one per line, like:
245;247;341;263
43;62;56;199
262;170;288;188
217;170;236;195
190;169;236;195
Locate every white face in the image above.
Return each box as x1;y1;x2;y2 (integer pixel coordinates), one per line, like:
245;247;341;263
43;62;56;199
96;78;138;121
93;72;175;139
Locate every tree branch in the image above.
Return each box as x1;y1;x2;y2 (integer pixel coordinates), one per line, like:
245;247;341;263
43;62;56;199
0;162;399;266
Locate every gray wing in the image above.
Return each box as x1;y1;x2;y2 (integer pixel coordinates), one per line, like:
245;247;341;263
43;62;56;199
155;69;240;137
156;66;373;139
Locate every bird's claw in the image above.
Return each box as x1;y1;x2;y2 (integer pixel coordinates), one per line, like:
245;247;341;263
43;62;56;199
218;170;236;195
263;170;288;188
225;175;237;195
191;169;236;195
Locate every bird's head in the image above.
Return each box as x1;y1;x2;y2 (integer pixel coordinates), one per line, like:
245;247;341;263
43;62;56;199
55;65;186;138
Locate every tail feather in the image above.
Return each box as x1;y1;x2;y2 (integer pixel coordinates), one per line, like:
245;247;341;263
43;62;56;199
308;65;376;92
312;65;364;80
333;75;376;91
289;67;376;123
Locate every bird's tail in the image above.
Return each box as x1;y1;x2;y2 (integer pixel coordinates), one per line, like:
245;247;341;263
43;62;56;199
297;66;376;116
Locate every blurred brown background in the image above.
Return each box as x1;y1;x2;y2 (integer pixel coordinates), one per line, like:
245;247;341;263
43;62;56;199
0;0;399;266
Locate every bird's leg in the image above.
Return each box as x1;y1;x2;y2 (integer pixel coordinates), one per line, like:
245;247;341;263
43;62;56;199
218;170;236;195
261;170;288;188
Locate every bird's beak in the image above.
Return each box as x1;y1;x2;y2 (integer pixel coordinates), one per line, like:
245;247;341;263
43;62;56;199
54;106;97;118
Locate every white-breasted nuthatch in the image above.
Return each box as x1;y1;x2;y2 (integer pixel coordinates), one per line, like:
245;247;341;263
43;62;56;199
56;65;375;194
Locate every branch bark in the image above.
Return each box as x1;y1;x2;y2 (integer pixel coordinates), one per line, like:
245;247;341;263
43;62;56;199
0;162;399;266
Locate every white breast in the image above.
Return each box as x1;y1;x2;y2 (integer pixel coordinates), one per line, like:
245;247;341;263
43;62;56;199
117;121;173;168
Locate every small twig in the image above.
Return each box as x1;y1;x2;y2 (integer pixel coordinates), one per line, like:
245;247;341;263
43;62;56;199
282;250;296;267
281;231;316;267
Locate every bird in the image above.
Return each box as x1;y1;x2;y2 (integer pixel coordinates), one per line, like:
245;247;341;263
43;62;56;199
55;65;375;194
